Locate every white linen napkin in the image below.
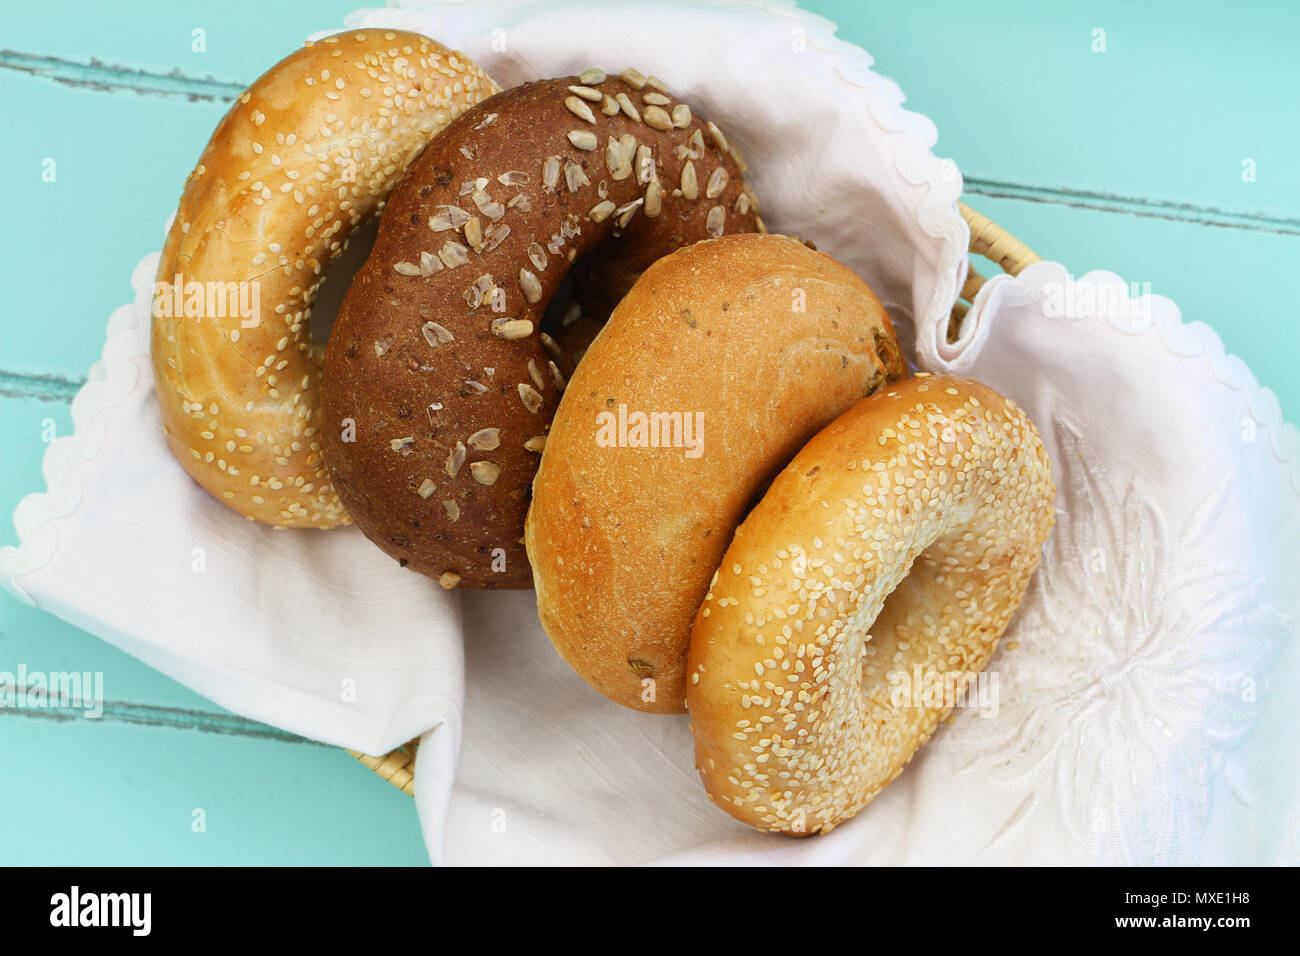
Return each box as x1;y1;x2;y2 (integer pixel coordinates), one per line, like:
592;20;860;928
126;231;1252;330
5;0;1297;865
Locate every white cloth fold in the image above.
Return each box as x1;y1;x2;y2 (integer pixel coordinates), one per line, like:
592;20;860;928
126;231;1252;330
4;0;1296;865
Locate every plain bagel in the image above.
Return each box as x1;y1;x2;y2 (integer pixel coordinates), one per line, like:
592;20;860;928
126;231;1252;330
687;374;1055;835
321;72;761;587
151;31;498;527
526;233;907;713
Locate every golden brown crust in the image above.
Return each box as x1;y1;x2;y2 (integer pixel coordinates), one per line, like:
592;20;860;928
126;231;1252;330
687;375;1055;835
526;234;906;712
151;31;498;527
320;74;760;587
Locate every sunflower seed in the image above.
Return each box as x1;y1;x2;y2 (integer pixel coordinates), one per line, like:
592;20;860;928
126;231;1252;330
497;170;530;186
644;180;663;217
524;435;547;453
565;95;597;124
417;478;438;498
605;137;632;179
562;301;581;326
564;160;589;192
429;204;470;231
422;321;454;347
619;68;646;90
518;383;544;413
671;104;692;128
549;360;567;391
519;268;543;303
540;332;562;361
756;215;767;233
706;166;729;199
527;242;548;272
634;145;656;184
393;261;420;276
645;74;667;93
707;120;728;153
729;142;748;173
446;443;466;476
568;84;603;102
463;216;484;252
483;223;511;252
642;91;670;106
419;251;442;275
567;129;598;151
707;205;726;237
642;105;672;130
542;155;561;190
474;112;498;129
438;240;469;269
471;190;505;220
469;461;500;485
614;92;641;123
579;68;606;85
494;318;534;339
527;358;546;391
680;161;698;200
615;197;642;228
468;428;500;451
688;128;705;159
443;500;460;521
588;199;616;222
601;94;619;116
735;192;751;215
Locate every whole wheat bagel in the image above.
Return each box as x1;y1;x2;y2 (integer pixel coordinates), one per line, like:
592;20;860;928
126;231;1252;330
151;31;498;527
320;72;761;587
687;374;1055;835
526;234;906;713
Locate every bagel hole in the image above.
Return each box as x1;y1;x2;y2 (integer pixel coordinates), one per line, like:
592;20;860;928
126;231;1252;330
307;213;381;345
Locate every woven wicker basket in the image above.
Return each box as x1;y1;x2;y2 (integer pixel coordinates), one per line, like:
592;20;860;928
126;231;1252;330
348;202;1040;797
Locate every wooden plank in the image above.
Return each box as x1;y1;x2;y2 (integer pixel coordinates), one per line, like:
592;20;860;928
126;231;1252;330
0;717;428;864
968;195;1299;421
0;71;226;378
0;0;357;83
817;0;1300;219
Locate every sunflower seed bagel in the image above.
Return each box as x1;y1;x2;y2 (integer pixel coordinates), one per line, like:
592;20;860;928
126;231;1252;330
321;72;761;588
526;234;907;713
687;375;1055;835
151;31;498;528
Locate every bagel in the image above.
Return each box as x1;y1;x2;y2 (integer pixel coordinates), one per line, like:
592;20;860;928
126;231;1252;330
687;374;1055;835
321;73;761;587
151;31;498;527
526;234;907;713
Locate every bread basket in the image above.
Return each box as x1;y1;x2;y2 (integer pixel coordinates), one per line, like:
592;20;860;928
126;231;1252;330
349;200;1041;796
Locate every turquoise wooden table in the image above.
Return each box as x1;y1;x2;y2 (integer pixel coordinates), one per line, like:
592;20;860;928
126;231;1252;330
2;0;1296;865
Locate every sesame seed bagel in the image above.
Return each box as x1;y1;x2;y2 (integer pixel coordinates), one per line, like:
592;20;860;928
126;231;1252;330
687;375;1055;835
321;72;761;588
151;31;498;527
526;234;907;713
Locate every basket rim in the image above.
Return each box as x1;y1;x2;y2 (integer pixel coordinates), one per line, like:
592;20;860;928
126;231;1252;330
351;201;1038;797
